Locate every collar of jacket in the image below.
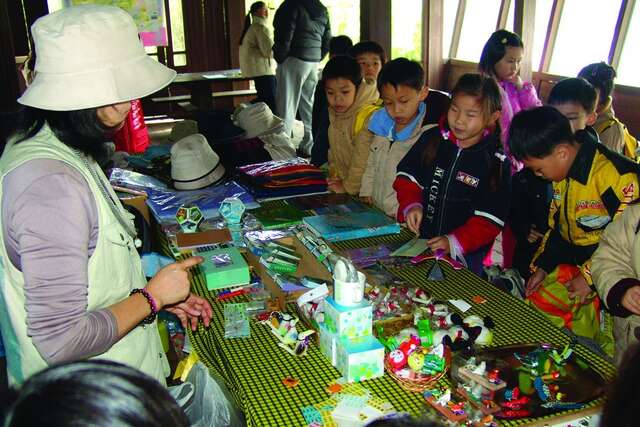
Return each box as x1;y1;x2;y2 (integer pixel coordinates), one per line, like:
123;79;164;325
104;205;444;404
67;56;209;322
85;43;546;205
567;126;599;185
368;102;426;141
437;115;497;152
328;78;379;121
252;16;268;26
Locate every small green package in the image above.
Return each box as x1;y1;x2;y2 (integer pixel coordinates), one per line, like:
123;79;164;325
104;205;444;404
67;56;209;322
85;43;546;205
198;247;250;290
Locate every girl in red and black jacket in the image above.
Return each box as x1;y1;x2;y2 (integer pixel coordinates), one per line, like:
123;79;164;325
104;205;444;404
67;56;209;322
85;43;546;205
393;73;511;275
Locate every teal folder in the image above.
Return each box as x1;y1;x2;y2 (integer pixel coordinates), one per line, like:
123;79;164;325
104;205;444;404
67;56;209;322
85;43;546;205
303;210;400;242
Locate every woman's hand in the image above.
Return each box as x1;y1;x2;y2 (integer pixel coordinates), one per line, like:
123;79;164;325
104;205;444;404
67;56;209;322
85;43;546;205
525;268;547;297
405;206;423;235
165;293;213;331
146;257;203;309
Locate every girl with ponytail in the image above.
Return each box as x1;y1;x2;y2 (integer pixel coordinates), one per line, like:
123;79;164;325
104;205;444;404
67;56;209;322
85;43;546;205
239;2;276;111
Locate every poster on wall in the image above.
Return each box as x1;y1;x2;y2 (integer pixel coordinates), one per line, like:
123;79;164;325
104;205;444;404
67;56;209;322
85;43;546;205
63;0;167;46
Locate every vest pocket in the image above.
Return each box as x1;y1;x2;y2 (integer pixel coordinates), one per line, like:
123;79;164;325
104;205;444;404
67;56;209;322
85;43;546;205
99;220;139;294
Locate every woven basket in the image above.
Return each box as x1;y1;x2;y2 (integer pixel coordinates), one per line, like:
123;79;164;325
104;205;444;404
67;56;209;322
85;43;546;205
384;346;451;393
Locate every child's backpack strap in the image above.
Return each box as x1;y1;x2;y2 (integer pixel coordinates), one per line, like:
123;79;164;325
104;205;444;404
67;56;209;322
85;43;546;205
596;117;639;162
352;100;383;139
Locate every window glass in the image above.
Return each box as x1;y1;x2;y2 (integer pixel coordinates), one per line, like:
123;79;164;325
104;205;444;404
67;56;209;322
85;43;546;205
442;0;459;58
391;0;422;61
248;0;359;45
324;0;360;44
173;53;187;67
548;0;622;76
169;0;185;52
617;2;640;87
531;0;553;71
455;0;501;62
504;0;514;31
47;0;63;11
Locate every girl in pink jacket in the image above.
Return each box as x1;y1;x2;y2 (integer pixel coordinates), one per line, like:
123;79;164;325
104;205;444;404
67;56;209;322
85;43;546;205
479;29;542;172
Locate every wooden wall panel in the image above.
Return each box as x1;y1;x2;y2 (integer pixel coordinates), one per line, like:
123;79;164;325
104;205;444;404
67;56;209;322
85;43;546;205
360;0;391;60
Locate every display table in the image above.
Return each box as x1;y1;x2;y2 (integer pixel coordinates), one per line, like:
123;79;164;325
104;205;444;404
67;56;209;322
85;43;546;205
160;202;615;427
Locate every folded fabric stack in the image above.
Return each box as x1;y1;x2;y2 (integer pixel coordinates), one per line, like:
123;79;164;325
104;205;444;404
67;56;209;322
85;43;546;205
236;158;327;199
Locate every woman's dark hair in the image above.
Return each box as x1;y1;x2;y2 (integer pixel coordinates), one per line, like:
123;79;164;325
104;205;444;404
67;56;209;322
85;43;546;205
377;58;424;92
478;29;524;78
600;343;640;427
350;40;387;64
578;62;617;109
239;1;266;45
508;106;574;161
420;73;504;190
9;106;116;161
329;35;353;56
322;55;362;88
2;360;189;427
548;77;598;114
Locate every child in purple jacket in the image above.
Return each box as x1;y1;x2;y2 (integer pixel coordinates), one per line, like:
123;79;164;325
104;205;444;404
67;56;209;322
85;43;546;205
479;30;542;172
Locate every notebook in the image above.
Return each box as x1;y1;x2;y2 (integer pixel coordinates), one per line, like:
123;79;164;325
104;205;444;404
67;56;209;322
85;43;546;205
252;204;306;229
303;210;401;242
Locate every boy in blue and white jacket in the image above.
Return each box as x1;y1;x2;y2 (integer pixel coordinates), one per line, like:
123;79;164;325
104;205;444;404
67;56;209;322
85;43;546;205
359;58;433;217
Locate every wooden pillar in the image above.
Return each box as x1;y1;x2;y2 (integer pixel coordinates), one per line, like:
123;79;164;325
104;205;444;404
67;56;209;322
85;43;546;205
513;0;535;80
422;0;445;90
0;0;19;112
360;0;391;61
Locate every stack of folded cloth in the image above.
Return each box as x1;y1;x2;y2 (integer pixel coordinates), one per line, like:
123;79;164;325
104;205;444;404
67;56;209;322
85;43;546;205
236;158;327;199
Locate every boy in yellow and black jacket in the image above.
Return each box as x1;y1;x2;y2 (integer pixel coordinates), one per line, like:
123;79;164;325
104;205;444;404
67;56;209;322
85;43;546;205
508;106;640;353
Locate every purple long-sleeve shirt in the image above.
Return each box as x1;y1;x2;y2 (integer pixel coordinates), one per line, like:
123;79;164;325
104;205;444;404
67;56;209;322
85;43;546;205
499;80;542;170
1;159;118;364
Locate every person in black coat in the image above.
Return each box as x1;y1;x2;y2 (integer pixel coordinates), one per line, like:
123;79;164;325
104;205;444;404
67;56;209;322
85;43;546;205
273;0;331;156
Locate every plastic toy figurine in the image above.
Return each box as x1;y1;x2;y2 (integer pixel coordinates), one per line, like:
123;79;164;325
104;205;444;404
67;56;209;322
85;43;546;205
219;196;245;224
175;204;203;233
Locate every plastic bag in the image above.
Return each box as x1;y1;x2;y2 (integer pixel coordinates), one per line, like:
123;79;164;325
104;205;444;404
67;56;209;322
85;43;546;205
175;361;243;427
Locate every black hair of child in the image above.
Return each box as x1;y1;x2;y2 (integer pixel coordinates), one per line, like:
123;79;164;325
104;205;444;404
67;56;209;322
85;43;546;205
350;40;387;65
329;35;354;56
578;62;617;109
600;343;640;427
377;58;424;92
478;29;524;77
548;77;598;114
420;73;504;191
508;106;574;161
240;1;265;45
322;55;362;88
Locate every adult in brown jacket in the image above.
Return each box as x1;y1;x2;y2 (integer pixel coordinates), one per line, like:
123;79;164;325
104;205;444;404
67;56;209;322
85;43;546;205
592;203;640;364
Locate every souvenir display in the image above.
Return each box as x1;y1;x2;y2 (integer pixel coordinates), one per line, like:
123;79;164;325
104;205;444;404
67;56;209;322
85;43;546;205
261;311;315;357
175;204;203;233
450;344;605;420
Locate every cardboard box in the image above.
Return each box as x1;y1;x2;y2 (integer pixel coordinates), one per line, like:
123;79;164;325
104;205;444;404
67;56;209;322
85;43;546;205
319;322;338;366
197;247;250;291
246;236;332;311
324;297;372;340
336;335;384;383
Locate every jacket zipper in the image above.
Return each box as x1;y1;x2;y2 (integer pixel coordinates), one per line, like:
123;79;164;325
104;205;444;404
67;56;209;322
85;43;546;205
437;147;461;235
563;178;573;244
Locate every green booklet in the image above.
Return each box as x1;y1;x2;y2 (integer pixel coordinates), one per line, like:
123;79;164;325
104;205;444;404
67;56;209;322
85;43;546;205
253;204;306;229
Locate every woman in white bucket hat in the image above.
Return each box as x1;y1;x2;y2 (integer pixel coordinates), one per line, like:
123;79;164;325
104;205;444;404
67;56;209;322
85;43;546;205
0;5;211;386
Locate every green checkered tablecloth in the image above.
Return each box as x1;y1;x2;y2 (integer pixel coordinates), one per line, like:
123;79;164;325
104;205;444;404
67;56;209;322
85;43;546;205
160;201;616;427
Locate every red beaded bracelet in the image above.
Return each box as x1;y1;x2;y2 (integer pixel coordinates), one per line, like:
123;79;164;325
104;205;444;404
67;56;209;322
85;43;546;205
130;288;158;325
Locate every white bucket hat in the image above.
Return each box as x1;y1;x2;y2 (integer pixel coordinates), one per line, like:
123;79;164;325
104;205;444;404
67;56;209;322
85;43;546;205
18;5;176;111
233;102;284;138
171;134;226;190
